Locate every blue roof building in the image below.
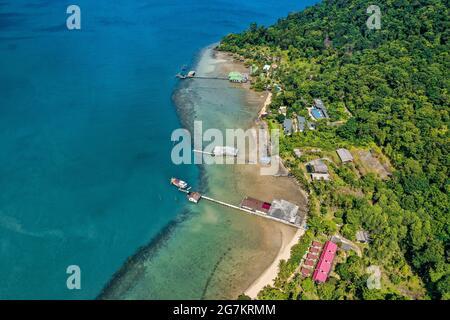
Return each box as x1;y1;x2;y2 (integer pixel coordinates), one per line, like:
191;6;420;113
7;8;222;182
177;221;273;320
311;108;324;120
312;99;329;119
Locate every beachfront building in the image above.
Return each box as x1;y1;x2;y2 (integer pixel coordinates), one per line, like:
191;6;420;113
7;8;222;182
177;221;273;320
336;148;354;163
297;116;306;132
283;119;293;135
240;197;272;215
309;246;320;254
307;253;318;260
212;146;238;157
312;241;337;283
304;259;315;267
312;241;323;248
228;71;247;83
268;199;300;225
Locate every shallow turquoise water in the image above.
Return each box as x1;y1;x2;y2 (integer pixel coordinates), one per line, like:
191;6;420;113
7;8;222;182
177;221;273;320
0;0;317;299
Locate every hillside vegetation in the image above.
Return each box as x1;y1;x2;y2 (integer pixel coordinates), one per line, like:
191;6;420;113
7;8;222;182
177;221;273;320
220;0;449;299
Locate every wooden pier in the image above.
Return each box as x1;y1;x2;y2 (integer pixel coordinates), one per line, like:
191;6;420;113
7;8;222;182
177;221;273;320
175;69;249;83
191;76;229;80
172;182;300;229
176;75;229;81
200;195;300;228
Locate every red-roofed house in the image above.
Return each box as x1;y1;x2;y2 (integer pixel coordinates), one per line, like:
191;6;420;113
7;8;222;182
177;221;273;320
307;253;317;260
309;247;320;254
304;259;315;267
312;241;322;248
312;241;337;283
301;267;312;277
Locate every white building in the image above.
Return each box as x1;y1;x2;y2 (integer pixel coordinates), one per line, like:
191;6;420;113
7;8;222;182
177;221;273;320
213;146;238;157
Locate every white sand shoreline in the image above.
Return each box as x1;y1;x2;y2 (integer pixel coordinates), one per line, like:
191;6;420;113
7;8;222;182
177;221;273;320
244;227;304;298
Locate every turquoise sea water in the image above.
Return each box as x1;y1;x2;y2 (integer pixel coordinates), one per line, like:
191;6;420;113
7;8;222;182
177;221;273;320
0;0;317;299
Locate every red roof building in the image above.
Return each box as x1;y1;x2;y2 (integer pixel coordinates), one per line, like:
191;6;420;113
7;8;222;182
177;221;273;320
240;197;272;214
307;253;317;260
304;259;315;267
301;267;312;277
312;241;322;248
312;241;337;283
187;192;202;203
309;246;320;254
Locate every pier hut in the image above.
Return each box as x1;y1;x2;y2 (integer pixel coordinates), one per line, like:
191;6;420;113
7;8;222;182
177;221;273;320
193;146;238;157
213;146;238;157
187;192;201;203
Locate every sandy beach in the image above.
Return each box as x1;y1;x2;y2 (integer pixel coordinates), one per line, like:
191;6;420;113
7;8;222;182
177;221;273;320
245;228;304;298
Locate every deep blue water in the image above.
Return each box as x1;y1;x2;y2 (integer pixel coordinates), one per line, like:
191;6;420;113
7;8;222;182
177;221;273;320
0;0;318;299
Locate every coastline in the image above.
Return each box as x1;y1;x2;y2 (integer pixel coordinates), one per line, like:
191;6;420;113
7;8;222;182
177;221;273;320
98;46;308;300
213;49;308;299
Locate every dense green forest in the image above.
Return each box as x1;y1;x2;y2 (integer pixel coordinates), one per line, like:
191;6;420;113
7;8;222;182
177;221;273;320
220;0;449;299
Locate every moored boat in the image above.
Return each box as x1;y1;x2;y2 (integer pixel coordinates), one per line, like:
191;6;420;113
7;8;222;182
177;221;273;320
170;177;188;189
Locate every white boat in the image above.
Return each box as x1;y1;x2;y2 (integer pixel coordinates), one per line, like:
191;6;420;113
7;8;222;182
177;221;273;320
170;177;188;189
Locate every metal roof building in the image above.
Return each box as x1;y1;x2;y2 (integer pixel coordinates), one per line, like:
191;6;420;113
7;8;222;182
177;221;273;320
187;192;201;203
297;116;306;132
336;148;353;163
283;119;293;135
213;146;238;157
308;160;329;174
268;199;299;225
